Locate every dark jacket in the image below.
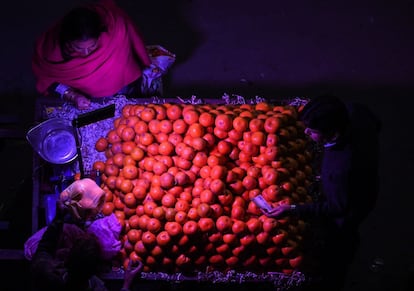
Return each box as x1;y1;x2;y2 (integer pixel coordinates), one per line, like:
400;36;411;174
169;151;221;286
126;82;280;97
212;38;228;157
296;102;381;233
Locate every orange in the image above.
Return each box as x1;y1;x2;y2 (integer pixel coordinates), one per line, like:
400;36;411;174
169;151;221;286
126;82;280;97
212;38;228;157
196;202;212;218
122;165;138;180
187;123;204;138
209;254;224;266
156;231;171;246
153;104;167;120
128;214;140;229
143;201;157;216
161;193;176;208
187;207;200;221
127;229;142;244
216;140;232;155
92;160;105;173
262;217;278;233
256;231;270;245
232;116;249;132
215;215;233;232
183;109;199;125
140;107;156;122
158;141;174;156
198;217;215;233
249;118;264;132
215;243;230;255
199;190;215;205
149;186;164;201
134;240;148;256
107;129;121;144
222;233;237;245
147;218;162;233
209;179;225;195
240;234;256;246
255;102;271;112
123;192;137;208
172;119;187;134
174;199;190;212
246;217;262;234
174;210;188;224
95;137;108;152
102;202;115;216
130;147;144;161
166;104;182;120
231;220;247;235
133;120;148;134
215;114;233;131
230;205;245;220
121;127;136;142
141;231;156;246
164;221;183;236
183;220;199;235
199;112;215;127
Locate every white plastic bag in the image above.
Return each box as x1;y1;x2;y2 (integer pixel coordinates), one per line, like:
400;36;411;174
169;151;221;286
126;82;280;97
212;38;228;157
60;178;105;221
141;45;176;96
86;213;122;260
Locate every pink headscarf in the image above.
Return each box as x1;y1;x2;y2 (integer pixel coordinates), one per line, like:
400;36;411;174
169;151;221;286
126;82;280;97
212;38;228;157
32;0;151;97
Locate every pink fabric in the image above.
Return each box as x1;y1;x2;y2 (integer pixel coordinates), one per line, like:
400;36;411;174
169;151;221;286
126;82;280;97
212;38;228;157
32;0;151;97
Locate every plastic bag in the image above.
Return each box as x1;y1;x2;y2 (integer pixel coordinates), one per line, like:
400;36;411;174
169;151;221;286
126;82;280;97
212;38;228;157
60;178;105;221
86;213;122;260
141;45;176;96
24;214;122;261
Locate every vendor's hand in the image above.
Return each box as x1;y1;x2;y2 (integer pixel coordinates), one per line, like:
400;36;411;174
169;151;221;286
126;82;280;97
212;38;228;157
122;260;143;290
263;204;291;219
73;94;91;110
64;89;91;110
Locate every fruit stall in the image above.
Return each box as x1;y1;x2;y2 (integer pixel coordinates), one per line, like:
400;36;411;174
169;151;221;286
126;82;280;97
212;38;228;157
29;94;318;290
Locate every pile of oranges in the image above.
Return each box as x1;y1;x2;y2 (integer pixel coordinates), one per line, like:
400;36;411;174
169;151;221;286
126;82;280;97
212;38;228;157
92;102;313;274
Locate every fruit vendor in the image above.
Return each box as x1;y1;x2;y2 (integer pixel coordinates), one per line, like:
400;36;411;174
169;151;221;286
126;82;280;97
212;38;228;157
30;200;143;290
32;0;151;110
264;95;381;290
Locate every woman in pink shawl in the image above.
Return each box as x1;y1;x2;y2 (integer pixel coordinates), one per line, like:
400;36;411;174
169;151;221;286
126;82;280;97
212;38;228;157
32;0;151;109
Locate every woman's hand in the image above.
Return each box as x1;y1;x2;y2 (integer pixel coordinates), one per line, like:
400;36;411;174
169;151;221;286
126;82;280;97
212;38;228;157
64;89;91;110
73;94;91;110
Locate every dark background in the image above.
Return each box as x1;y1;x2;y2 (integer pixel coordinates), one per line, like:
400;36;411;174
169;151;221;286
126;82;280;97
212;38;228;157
1;0;414;290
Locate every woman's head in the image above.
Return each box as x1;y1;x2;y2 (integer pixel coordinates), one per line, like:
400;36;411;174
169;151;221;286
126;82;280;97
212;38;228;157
59;6;106;56
300;95;349;143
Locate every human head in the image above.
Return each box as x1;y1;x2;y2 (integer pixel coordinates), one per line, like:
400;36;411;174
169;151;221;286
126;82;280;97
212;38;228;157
59;6;106;56
65;232;103;287
299;95;349;143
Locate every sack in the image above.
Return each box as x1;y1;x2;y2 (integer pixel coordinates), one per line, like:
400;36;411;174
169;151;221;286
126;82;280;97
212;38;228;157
60;178;105;221
86;213;122;260
141;45;176;96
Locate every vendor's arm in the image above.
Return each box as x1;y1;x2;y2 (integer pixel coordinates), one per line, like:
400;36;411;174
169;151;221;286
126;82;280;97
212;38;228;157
266;176;350;224
48;82;91;110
